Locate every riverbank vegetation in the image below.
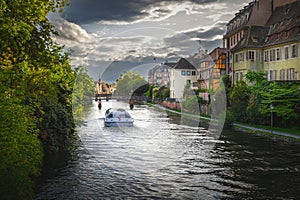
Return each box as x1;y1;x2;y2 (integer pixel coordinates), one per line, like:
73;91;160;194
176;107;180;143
144;71;300;135
0;0;94;199
114;71;148;98
227;71;300;130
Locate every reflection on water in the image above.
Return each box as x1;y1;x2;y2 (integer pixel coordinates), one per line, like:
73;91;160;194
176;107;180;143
35;101;300;199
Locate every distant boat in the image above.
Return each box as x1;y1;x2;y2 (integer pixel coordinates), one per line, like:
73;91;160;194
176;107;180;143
104;108;134;127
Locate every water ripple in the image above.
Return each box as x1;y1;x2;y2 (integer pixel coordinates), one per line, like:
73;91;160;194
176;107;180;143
35;101;300;199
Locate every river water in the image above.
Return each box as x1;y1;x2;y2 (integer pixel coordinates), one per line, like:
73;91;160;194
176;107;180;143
35;100;300;199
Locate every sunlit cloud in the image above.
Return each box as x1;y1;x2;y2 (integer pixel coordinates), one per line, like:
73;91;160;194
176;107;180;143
49;0;251;79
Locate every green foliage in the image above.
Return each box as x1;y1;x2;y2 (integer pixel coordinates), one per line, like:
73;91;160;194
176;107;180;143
182;96;202;113
229;81;250;122
229;72;300;128
221;74;232;106
0;97;43;200
245;70;266;84
258;81;300;127
183;81;193;97
72;66;95;115
198;88;209;93
115;71;148;97
221;74;232;89
0;0;77;198
153;86;170;101
145;86;156;98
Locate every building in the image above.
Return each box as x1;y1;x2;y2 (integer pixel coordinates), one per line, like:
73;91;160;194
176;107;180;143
230;26;269;82
263;1;300;81
223;0;300;84
148;62;175;87
95;80;117;97
198;47;226;90
170;58;198;98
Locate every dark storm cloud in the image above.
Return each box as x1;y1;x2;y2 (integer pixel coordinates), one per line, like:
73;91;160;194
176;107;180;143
187;26;226;39
184;21;227;40
200;39;223;51
62;0;218;24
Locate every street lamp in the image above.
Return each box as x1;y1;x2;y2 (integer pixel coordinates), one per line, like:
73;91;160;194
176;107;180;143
270;104;274;133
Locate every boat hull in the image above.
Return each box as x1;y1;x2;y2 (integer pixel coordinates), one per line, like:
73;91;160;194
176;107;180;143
104;108;134;127
104;121;134;127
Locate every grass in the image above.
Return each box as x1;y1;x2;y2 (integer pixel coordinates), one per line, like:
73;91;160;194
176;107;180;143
236;122;300;136
145;102;300;139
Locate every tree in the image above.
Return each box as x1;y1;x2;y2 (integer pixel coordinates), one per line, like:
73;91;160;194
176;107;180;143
244;71;267;124
115;71;148;97
183;81;193;97
145;85;156;99
229;81;251;122
153;86;170;101
72;66;95;115
0;0;76;198
258;81;300;127
0;51;42;200
182;96;202;113
245;70;266;84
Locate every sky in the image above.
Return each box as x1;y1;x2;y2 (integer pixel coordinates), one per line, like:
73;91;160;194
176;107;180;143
48;0;250;81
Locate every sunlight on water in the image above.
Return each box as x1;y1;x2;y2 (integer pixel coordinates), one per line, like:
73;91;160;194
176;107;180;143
35;101;300;199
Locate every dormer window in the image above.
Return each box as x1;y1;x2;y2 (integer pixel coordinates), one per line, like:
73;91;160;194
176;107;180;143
252;36;258;43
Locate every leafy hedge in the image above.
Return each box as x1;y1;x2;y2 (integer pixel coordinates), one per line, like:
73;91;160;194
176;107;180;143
0;0;95;199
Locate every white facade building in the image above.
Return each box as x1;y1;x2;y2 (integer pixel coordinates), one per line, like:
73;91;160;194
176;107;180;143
170;58;198;98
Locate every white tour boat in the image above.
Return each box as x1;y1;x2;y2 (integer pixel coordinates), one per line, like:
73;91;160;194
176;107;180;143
104;108;134;127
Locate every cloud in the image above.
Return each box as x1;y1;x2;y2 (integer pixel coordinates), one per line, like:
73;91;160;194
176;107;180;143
184;24;226;40
50;0;252;79
62;0;221;25
48;13;97;66
49;13;94;43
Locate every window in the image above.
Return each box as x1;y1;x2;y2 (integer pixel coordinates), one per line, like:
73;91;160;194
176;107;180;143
181;70;186;76
270;49;276;61
235;53;239;63
248;50;255;61
292;45;298;58
187;71;191;76
264;50;269;62
285;46;289;59
276;48;281;60
239;52;244;62
222;58;226;64
273;70;277;80
280;69;285;80
287;68;295;80
234;34;237;44
269;70;277;81
240;72;243;81
192;71;196;76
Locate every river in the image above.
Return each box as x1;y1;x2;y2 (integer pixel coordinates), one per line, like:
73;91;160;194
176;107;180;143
35;100;300;199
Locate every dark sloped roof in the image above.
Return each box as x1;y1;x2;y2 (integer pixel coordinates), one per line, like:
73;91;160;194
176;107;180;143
163;62;176;68
173;58;196;70
264;0;300;46
224;2;254;38
232;26;269;51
